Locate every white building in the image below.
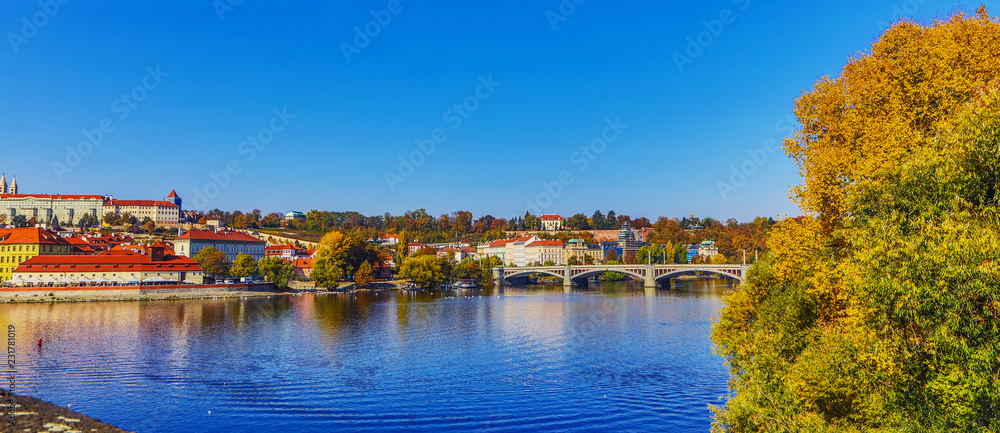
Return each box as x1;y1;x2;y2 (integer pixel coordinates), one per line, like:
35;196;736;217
539;214;564;231
174;229;266;262
525;239;564;265
103;198;180;225
698;240;719;259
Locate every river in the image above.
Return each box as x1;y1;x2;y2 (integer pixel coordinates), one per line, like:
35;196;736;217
0;278;733;432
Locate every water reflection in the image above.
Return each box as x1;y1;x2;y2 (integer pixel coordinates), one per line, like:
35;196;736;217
0;278;733;433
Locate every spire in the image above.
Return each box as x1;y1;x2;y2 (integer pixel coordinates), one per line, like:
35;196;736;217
0;174;6;195
8;176;16;194
166;189;178;198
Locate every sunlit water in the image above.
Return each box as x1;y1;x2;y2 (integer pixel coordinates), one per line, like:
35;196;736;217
0;279;733;432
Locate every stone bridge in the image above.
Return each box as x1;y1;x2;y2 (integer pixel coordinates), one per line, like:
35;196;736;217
493;263;750;288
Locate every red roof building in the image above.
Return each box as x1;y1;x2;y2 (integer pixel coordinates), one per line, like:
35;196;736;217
174;229;266;262
11;247;204;285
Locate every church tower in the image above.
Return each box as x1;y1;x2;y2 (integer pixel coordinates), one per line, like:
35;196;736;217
0;175;6;194
9;177;18;194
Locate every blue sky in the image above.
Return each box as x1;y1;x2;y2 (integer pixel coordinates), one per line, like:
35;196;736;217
0;0;992;222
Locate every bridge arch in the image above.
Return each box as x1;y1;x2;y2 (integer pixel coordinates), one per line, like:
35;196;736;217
568;268;645;282
502;270;567;281
654;268;744;283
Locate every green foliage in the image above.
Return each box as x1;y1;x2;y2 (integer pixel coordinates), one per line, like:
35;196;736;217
637;244;674;264
258;256;295;288
601;260;627;281
712;10;1000;432
400;254;449;288
230;253;260;278
11;215;27;228
193;246;230;279
355;260;374;287
311;255;343;290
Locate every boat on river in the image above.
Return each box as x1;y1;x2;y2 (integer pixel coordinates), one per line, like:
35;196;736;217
454;279;478;289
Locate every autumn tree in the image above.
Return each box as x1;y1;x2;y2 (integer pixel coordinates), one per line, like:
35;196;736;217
193;246;230;280
713;8;1000;432
399;254;449;288
230;253;260;278
258;256;294;288
355;260;374;287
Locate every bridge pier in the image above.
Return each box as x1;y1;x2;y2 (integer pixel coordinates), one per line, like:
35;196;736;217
644;264;657;289
563;264;572;288
493;267;506;286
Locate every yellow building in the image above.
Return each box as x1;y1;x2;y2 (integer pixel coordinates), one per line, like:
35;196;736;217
0;228;78;283
564;239;603;264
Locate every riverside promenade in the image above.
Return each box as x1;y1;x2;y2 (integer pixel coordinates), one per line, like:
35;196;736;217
0;282;280;303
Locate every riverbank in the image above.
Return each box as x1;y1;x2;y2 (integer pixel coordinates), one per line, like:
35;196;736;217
0;389;131;432
0;282;283;303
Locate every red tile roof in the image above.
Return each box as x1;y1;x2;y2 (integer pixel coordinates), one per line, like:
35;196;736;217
528;240;564;247
176;229;262;243
266;244;304;251
292;258;314;268
15;251;202;273
166;190;178;198
539;214;563;221
488;236;533;247
104;199;178;207
0;228;75;246
382;234;400;239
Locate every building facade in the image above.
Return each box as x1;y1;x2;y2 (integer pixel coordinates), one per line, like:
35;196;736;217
0;228;80;283
174;229;266;262
525;240;564;265
12;245;204;285
0;194;104;226
564;239;603;264
103;198;180;225
265;244;309;261
539;214;564;231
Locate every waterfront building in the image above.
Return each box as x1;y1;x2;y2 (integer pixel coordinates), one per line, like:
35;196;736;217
103;197;180;225
525;239;564;265
174;229;266;262
0;228;80;283
698;241;719;259
539;214;564;231
564;239;603;264
11;244;204;285
476;236;537;266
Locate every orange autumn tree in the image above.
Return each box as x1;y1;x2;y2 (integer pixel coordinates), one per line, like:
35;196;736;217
712;7;1000;432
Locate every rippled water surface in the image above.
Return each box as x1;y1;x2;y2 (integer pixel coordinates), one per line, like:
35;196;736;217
0;279;733;432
